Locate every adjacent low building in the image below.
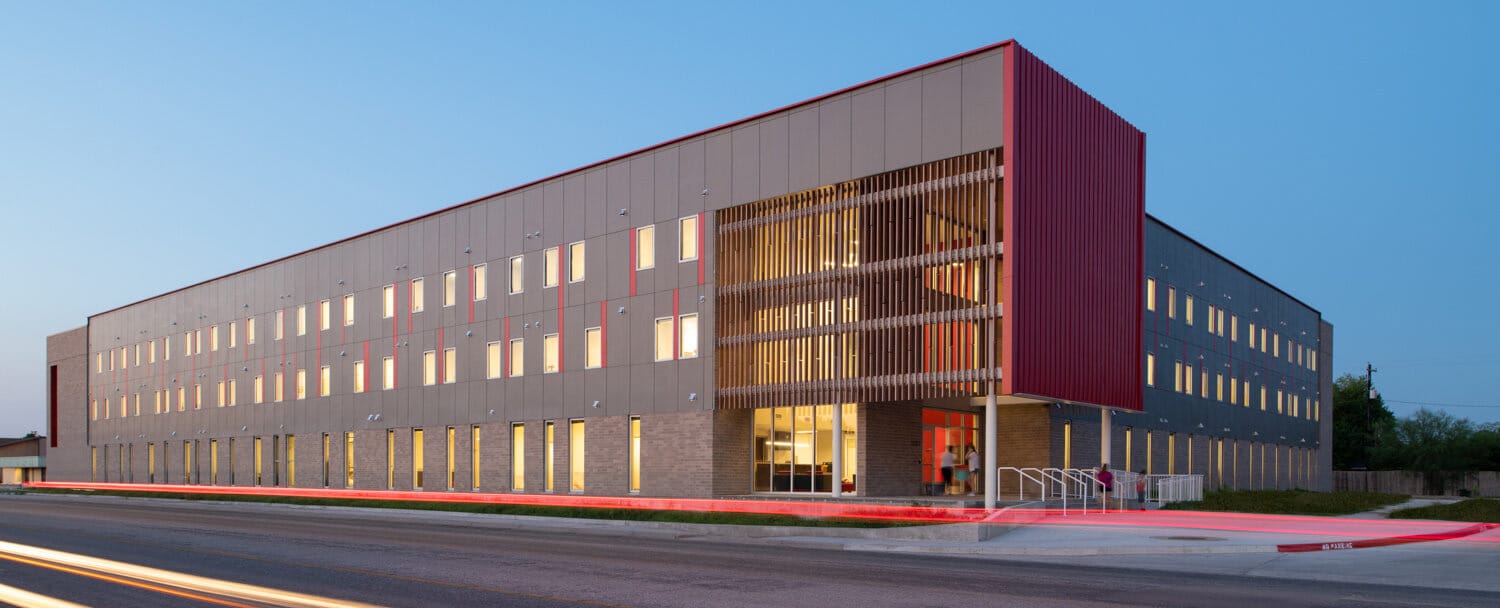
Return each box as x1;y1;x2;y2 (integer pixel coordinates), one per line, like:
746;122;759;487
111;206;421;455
44;40;1331;504
0;436;46;484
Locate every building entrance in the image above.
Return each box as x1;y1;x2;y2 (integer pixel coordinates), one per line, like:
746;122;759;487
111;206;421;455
922;408;981;496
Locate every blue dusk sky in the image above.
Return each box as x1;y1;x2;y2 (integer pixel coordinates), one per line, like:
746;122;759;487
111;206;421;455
1;2;1496;436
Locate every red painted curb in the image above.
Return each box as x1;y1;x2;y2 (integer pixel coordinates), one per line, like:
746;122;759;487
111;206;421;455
1276;523;1496;553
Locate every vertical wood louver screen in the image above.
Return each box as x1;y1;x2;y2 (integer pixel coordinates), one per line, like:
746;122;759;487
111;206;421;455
716;149;1003;409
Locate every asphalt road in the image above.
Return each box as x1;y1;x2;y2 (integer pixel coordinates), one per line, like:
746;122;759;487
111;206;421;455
0;494;1494;608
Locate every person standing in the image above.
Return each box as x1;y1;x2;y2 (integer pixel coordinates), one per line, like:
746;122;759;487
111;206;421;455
1097;463;1114;511
1135;469;1149;511
940;447;956;495
965;444;981;496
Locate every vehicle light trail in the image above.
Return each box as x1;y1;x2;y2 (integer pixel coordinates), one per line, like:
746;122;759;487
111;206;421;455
0;539;381;608
0;581;88;608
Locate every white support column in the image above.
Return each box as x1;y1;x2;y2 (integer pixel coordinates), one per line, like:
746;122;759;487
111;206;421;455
831;403;843;498
1100;409;1112;468
984;388;997;509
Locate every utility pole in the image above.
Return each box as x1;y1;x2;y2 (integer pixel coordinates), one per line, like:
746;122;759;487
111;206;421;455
1366;362;1377;465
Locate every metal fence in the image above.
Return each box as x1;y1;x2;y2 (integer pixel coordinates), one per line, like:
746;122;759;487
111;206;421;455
996;467;1203;513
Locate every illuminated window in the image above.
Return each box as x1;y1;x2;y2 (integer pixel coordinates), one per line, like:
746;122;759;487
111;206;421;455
320;365;331;397
194;383;202;409
319;299;331;331
296;305;306;336
1145;278;1156;312
543;247;559;288
471;425;482;490
1249;323;1256;348
1200;368;1208;398
383;285;395;318
217;381;225;407
444;270;457;306
343;294;355;326
1185;295;1195;326
542;334;559;373
423;350;437;386
650;318;674;362
569;241;585;283
511;423;525;490
1230;315;1238;342
149;340;157;363
1216;308;1225;336
1243;379;1250;406
545;420;555;491
1146;353;1156;387
194;330;202;354
473;263;488;301
295;369;307;400
154;390;162;414
584;327;602;369
1207;305;1216;334
1310;350;1318;371
412;429;425;489
1273;332;1280;357
229;322;238;348
486;341;501;379
1167;287;1177;318
1277;389;1284;413
411;278;425;312
254;375;264;404
387;430;395;489
96;352;102;373
679;215;699;261
382;356;395;390
1173;361;1182;392
1230;377;1238;404
134;393;140;416
569;419;585;492
629;416;641;493
443;347;456;384
177;386;186;411
679;314;699;359
353;360;365;393
1216;374;1223;401
637;226;655;270
509;339;524;377
165;336;171;360
275;372;284;402
1184;363;1194;395
509;255;524;294
345;432;355;488
275;309;285;340
446;426;455;490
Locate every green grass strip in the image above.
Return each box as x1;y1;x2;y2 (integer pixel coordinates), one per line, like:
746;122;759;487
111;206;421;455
21;488;919;528
1160;489;1410;516
1388;498;1500;523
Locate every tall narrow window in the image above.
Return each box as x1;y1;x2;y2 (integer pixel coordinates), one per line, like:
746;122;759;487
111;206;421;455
509;255;524;294
344;432;355;488
296;305;307;336
1230;377;1239;405
1167;287;1177;319
544;421;555;492
227;379;237;406
1145;278;1156;312
584;327;602;369
443;270;457;307
679;314;699;359
568;241;585;283
287;435;296;487
1184;364;1194;396
353;360;365;393
629;416;641;493
511;423;525;490
276;309;285;340
194;330;202;354
543;247;559;288
423;350;437;386
206;441;214;485
382;356;394;390
254;375;264;404
637;225;655;270
1173;361;1182;392
542;334;559;373
1230;315;1238;342
679;216;699;261
228;322;237;348
443;347;456;384
165;336;171;360
149;340;157;363
446;426;456;491
412;429;425;490
1200;368;1208;398
509;339;524;377
1216;373;1223;401
1185;295;1195;326
1145;353;1156;387
410;278;425;312
295;369;307;400
473;263;488;301
247;318;256;345
319;365;331;397
386;430;396;489
177;386;186;411
322;433;330;487
319;300;331;331
275;372;284;402
343;294;355;326
194;384;202;409
569;420;585;492
486;341;502;378
471;425;481;490
1217;308;1225;337
255;437;263;486
654;318;674;361
382;285;395;318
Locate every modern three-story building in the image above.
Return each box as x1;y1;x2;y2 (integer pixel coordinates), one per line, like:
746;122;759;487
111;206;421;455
44;40;1331;505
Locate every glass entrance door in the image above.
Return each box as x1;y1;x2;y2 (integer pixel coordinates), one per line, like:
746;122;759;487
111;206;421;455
922;409;981;496
752;404;857;493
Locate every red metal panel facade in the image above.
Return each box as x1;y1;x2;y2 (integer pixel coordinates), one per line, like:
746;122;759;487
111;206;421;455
1002;43;1145;411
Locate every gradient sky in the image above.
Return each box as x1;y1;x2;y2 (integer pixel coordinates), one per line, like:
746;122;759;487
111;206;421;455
3;2;1497;437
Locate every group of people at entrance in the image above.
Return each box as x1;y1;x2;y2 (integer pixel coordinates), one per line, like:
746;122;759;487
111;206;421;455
939;445;982;496
1096;464;1151;510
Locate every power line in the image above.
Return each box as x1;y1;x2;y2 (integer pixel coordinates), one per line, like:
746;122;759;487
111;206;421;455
1385;399;1500;410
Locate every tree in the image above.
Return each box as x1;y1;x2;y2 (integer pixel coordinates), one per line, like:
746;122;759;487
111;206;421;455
1331;373;1395;469
1389;408;1477;493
